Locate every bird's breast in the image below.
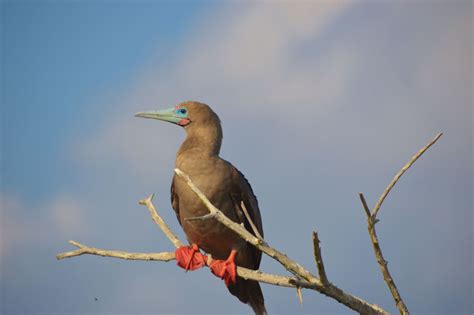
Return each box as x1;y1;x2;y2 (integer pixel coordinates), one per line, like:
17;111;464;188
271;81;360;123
174;158;243;258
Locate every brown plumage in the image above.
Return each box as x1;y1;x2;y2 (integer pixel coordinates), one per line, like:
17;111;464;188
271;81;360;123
137;101;266;314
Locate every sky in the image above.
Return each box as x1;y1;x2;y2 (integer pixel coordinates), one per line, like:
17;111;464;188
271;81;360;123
1;1;472;314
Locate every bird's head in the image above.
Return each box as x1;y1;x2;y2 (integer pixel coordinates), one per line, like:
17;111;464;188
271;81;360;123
135;101;220;130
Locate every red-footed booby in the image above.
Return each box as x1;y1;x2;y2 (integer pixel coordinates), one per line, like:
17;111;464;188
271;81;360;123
136;101;266;314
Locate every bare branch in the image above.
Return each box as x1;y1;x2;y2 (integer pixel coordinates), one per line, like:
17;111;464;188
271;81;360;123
56;240;319;289
237;267;313;289
359;193;380;225
184;213;216;221
138;193;184;248
56;134;442;314
56;239;387;315
241;201;264;240
359;133;442;315
55;171;397;314
312;231;329;286
174;168;388;315
60;151;448;315
364;205;408;315
371;132;442;219
56;240;176;261
359;193;372;219
296;286;303;305
175;168;314;281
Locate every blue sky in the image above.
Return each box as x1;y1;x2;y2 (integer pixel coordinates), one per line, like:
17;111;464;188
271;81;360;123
1;1;472;314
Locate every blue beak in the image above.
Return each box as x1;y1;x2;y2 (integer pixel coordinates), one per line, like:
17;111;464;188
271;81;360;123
135;107;183;125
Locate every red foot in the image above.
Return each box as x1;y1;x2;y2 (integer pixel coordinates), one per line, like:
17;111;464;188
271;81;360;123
209;250;237;286
175;244;208;271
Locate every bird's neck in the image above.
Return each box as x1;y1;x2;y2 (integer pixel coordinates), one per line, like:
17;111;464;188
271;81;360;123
177;125;223;160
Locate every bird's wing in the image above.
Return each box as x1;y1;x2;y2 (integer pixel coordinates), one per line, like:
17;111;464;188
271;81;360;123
170;174;182;226
230;166;264;269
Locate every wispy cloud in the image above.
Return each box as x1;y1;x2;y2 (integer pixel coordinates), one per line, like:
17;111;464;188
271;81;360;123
0;192;87;257
77;1;471;179
76;1;356;179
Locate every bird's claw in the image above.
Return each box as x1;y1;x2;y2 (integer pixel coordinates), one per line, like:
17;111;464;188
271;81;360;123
209;250;237;286
175;244;207;271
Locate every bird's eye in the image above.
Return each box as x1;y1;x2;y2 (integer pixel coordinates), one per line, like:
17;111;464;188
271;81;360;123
179;108;187;115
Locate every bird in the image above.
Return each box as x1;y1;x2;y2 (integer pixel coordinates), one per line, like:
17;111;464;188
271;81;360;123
135;101;266;314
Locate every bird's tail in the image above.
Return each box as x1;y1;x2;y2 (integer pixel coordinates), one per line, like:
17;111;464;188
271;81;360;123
228;277;267;315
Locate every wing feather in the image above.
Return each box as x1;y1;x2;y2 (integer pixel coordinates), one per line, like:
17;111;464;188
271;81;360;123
170;175;182;226
230;167;264;268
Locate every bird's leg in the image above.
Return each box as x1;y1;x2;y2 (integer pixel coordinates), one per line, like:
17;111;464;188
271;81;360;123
209;249;237;286
175;244;208;271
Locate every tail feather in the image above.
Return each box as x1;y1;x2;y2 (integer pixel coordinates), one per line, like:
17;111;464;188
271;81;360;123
228;277;266;315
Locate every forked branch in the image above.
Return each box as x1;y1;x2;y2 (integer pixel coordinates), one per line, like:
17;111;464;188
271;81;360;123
370;133;443;220
56;197;316;289
359;133;443;315
57;133;442;315
57;194;387;314
173;168;387;315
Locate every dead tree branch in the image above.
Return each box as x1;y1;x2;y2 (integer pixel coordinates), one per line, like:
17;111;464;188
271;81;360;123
359;132;443;315
57;133;442;315
56;198;318;290
241;201;264;240
57;240;176;261
56;242;312;289
312;231;329;286
139;194;184;248
57;192;387;315
371;133;443;220
174;168;315;281
174;168;387;315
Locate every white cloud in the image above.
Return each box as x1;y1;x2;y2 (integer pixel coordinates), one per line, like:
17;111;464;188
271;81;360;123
74;3;471;229
180;2;351;76
172;1;355;113
76;1;356;176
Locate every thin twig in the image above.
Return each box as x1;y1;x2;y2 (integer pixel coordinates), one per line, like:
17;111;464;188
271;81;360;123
296;286;303;305
364;202;408;315
241;201;264;240
138;194;184;248
56;240;176;261
371;133;442;219
312;231;329;286
359;193;371;219
184;213;216;221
